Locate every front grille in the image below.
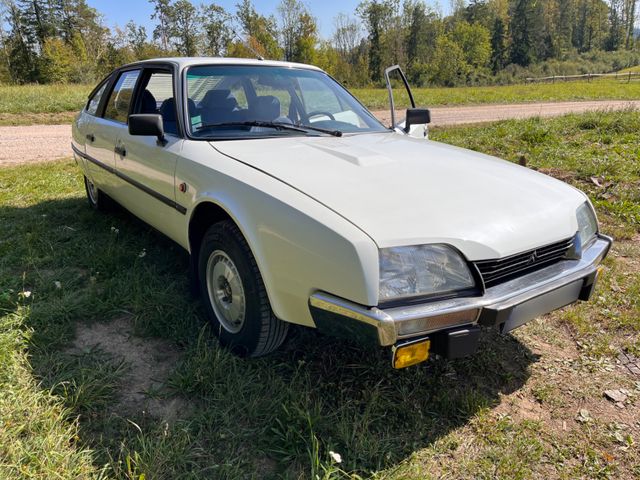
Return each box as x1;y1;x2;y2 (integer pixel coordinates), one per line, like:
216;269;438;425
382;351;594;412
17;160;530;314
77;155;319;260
474;237;574;288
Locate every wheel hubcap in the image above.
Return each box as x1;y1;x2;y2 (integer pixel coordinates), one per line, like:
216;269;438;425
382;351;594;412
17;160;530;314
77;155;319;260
206;250;246;333
86;178;98;204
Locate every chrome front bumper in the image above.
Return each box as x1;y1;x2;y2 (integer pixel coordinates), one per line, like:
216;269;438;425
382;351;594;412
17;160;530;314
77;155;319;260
309;235;612;347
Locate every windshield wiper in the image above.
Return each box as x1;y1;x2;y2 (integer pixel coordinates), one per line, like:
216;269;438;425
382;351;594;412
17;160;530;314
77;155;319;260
196;121;309;135
295;123;342;137
195;120;342;137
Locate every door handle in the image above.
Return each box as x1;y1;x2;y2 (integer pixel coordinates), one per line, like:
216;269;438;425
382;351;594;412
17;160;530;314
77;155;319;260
115;146;126;158
86;134;95;142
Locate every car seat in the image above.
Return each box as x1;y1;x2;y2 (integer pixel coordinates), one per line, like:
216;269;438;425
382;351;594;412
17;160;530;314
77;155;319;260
159;98;197;135
200;89;239;125
139;90;158;114
250;96;281;122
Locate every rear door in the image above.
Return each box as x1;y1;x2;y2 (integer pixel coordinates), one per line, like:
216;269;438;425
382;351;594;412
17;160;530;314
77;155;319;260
114;66;185;242
86;68;141;193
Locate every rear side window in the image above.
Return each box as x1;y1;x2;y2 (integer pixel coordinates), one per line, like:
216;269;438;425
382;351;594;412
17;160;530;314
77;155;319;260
103;70;141;123
86;81;108;116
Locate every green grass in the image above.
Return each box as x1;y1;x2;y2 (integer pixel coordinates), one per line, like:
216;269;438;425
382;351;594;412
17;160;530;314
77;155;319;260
0;83;91;114
1;111;639;479
0;83;89;126
1;78;639;125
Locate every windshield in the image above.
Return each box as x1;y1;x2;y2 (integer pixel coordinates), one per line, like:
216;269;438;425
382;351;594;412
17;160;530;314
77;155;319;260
185;65;387;139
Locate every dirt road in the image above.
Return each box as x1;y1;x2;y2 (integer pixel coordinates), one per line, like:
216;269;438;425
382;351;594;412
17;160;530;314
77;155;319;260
1;100;638;167
375;99;640;127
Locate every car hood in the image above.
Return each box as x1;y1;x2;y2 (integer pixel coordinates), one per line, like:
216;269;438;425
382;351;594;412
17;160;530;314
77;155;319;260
210;132;585;260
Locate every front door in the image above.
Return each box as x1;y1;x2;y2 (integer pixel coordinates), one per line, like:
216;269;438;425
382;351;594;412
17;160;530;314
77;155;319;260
115;68;185;243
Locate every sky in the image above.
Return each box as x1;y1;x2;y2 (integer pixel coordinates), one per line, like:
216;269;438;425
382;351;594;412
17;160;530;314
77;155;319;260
87;0;375;40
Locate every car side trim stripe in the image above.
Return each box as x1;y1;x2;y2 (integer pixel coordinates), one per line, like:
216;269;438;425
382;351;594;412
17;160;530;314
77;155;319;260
71;143;187;215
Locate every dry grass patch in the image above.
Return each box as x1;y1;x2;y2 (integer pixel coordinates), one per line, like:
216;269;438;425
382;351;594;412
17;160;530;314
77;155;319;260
69;316;189;422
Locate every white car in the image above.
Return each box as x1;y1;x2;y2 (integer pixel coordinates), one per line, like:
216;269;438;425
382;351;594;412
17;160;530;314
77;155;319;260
72;58;611;368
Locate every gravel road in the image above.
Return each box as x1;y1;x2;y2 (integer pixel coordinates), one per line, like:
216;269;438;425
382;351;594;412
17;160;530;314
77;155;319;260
1;100;638;167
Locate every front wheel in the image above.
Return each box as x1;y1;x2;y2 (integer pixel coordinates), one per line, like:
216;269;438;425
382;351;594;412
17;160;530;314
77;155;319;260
198;220;288;357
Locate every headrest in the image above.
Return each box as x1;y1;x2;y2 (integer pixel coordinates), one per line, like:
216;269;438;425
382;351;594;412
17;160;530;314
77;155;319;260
252;95;280;121
140;90;157;114
201;89;237;110
159;98;197;122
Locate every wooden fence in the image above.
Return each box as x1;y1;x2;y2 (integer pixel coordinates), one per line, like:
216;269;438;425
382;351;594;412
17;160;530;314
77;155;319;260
526;71;640;83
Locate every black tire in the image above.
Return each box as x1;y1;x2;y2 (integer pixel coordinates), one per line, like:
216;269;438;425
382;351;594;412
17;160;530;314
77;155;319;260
198;220;288;357
84;175;114;212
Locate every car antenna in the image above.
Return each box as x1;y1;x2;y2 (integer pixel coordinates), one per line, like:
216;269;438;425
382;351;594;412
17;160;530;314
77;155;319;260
232;27;264;60
225;15;264;61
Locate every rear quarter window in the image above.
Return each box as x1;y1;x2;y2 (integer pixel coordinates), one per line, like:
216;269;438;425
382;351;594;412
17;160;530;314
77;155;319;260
86;81;109;116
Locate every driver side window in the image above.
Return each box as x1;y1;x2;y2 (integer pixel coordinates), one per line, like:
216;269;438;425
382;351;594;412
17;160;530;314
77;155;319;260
134;70;178;135
103;69;140;123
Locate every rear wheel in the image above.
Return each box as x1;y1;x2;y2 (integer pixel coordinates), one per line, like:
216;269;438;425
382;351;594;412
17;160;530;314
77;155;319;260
84;176;113;212
198;220;288;357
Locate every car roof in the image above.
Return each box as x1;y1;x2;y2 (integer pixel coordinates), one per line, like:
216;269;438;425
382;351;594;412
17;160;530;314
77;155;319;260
123;57;324;72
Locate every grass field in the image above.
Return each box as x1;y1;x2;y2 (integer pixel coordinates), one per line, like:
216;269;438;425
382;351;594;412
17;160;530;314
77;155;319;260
0;78;639;126
0;111;639;479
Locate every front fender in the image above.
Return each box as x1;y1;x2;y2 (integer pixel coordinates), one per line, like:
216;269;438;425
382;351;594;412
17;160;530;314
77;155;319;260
179;144;379;328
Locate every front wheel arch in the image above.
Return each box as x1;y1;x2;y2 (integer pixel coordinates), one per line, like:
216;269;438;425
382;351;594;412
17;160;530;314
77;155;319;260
187;201;271;309
189;201;233;262
196;219;289;356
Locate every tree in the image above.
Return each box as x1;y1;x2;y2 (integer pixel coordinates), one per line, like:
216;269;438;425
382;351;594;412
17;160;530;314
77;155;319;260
150;0;172;51
357;0;396;82
277;0;318;63
332;13;361;59
233;0;282;59
125;20;148;57
18;0;55;50
509;0;545;66
3;0;39;82
451;20;491;68
201;3;231;56
428;34;470;86
622;0;637;49
404;1;442;83
490;16;508;73
331;14;369;85
573;0;608;51
40;36;74;82
405;1;440;63
464;0;494;28
168;0;199;56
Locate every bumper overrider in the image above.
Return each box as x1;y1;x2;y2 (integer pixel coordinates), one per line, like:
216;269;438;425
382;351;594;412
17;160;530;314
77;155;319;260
309;235;612;368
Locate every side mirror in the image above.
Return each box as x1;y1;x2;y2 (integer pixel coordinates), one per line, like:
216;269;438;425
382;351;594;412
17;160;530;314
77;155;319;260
404;108;431;133
129;114;166;144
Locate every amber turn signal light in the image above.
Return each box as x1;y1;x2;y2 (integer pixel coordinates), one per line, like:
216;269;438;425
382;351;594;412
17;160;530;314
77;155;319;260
392;339;430;369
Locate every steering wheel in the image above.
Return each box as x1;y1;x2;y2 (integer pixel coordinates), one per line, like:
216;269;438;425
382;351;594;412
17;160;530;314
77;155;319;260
306;111;335;122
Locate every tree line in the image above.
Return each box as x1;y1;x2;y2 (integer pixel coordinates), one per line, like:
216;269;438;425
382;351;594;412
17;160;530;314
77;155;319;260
0;0;638;86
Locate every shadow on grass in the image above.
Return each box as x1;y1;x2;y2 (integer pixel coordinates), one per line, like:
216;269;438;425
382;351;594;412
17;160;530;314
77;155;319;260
1;196;537;479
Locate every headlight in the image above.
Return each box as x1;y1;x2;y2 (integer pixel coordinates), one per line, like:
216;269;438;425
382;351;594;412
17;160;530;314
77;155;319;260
379;244;475;302
576;201;598;248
